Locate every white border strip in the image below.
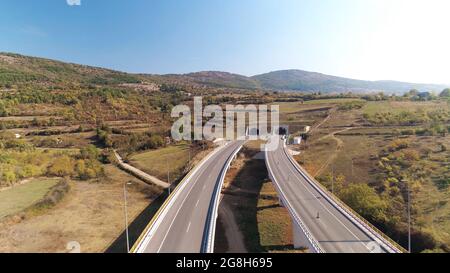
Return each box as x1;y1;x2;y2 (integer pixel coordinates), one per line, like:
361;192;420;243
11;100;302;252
133;143;229;253
203;142;244;253
282;143;403;253
265;145;324;253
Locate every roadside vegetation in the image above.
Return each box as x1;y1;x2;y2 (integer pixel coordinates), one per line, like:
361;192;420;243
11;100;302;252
286;95;450;252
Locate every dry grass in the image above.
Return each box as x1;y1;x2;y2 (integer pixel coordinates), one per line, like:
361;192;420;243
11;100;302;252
217;141;305;253
129;143;191;181
0;165;162;253
286;99;450;250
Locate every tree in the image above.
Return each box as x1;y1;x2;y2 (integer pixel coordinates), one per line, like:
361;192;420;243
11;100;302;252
339;183;387;223
80;145;99;160
439;88;450;98
0;100;9;117
48;156;75;177
408;89;419;97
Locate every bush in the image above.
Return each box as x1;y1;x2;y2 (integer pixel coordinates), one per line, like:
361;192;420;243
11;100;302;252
47;155;75;177
80;145;100;160
388;139;410;152
75;159;104;180
339;183;387;223
33;179;70;210
402;149;420;161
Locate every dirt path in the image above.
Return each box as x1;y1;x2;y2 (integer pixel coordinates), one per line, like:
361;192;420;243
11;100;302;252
313;128;351;177
114;151;169;188
218;201;247;253
311;108;336;133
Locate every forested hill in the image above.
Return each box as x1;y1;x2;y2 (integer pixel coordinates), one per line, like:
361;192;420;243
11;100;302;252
1;52;448;94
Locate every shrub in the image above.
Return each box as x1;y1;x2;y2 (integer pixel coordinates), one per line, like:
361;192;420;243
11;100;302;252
80;145;100;160
388;139;410;151
339;183;387;223
47;155;75;177
75;159;104;180
402;149;420;161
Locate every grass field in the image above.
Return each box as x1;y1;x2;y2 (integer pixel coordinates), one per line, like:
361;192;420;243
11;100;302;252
0;165;162;253
129;143;191;181
363;100;449;115
257;181;297;251
0;178;60;218
304;98;365;105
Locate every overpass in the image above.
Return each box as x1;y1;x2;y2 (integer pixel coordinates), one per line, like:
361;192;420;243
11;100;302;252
265;136;405;253
132;141;244;253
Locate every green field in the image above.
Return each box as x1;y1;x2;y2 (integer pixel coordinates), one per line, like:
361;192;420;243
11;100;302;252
304;98;365;105
363;100;449;115
0;178;60;218
129;143;191;181
275;99;359;114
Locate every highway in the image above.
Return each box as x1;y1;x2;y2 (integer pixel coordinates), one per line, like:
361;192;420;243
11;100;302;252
133;140;244;253
265;136;400;253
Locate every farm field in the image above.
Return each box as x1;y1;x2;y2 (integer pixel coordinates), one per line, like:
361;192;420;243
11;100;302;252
0;178;60;218
129;142;193;182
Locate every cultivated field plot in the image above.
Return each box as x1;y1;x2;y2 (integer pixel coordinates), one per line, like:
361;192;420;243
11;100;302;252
129;143;192;182
0;178;60;218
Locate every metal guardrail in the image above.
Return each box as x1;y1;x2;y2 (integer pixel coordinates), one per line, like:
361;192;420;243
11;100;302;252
265;146;324;253
282;144;406;253
131;144;229;253
202;143;244;253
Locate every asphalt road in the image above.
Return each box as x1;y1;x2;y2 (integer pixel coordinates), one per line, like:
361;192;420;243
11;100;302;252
266;137;382;253
138;141;244;253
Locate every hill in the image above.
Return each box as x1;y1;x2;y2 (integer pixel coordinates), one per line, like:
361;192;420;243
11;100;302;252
1;52;448;94
0;52;142;88
252;69;448;94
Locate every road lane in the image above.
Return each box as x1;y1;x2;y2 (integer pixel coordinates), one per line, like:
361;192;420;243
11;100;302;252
266;137;380;253
138;141;244;253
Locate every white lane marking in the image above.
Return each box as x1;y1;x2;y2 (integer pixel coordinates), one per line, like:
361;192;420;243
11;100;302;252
156;157;212;252
195;199;200;208
156;143;239;252
136;143;229;252
186;222;191;233
270;142;368;251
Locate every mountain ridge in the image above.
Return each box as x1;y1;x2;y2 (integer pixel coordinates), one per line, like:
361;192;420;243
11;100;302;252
1;52;448;94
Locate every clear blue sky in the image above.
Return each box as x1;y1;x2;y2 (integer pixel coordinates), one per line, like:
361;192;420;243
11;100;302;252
1;0;449;84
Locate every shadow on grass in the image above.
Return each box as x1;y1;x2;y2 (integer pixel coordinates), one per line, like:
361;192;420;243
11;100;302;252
105;190;169;253
215;148;269;253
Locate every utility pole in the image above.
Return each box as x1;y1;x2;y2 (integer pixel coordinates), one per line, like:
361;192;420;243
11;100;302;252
407;184;412;253
167;157;171;195
351;158;354;177
331;164;334;195
123;182;132;253
402;179;412;253
189;147;191;164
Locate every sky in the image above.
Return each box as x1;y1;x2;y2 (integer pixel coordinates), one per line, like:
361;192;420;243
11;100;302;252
0;0;449;84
